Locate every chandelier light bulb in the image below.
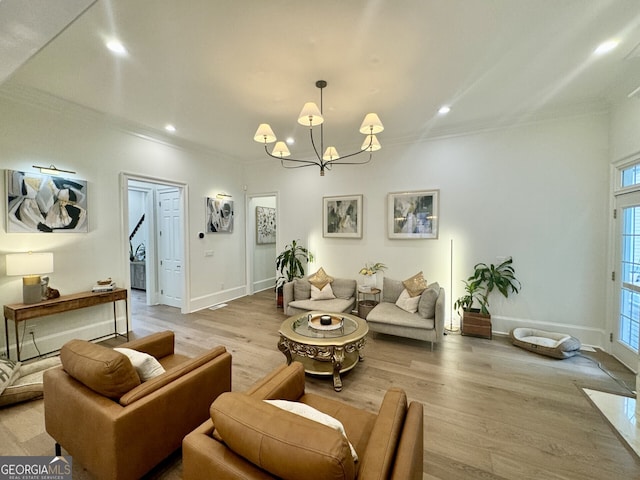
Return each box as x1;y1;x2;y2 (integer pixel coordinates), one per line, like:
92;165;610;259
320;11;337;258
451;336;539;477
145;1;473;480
362;134;381;152
297;102;324;127
359;113;384;134
323;147;340;161
253;123;277;144
272;141;291;157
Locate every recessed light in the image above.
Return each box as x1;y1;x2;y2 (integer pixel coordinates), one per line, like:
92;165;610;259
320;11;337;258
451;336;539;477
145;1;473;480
593;39;619;56
286;137;295;145
106;39;127;56
165;124;176;133
438;105;451;115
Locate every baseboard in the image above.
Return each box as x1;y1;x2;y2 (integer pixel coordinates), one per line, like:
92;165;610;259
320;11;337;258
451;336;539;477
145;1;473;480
253;277;275;293
189;286;247;312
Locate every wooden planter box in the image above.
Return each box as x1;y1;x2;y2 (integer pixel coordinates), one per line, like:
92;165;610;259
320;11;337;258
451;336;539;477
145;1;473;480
461;310;492;339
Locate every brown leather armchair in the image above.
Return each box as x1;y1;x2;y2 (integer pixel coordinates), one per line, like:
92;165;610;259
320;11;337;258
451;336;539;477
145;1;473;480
43;331;232;480
182;362;423;480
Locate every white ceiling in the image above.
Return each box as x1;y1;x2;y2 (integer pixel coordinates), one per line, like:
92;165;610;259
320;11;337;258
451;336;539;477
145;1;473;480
3;0;640;161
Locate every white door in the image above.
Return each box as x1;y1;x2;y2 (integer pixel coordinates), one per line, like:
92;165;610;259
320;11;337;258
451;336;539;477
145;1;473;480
613;190;640;369
158;188;183;308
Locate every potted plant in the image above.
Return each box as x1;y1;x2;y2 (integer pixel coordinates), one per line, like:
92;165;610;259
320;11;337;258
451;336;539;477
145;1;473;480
275;240;314;307
358;262;387;290
454;257;521;338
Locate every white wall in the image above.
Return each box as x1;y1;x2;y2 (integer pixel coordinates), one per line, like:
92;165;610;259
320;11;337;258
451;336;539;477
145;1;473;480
244;113;611;345
0;89;246;358
0;84;614;358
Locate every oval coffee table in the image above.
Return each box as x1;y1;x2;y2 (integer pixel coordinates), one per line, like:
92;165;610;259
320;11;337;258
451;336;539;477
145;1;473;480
278;311;368;392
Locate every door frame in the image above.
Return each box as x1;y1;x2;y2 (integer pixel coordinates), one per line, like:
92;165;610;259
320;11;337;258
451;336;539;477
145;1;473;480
120;172;189;313
245;191;279;295
612;189;640;370
610;153;640;373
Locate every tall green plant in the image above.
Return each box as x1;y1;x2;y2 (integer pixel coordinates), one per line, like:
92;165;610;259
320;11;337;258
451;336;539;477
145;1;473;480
275;240;314;289
454;257;521;316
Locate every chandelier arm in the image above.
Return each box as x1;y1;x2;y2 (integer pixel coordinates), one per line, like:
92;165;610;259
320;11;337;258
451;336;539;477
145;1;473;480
280;160;317;169
326;151;373;166
308;127;324;164
263;145;320;167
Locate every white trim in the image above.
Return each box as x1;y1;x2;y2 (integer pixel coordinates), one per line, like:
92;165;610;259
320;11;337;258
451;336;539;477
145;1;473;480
120;172;190;314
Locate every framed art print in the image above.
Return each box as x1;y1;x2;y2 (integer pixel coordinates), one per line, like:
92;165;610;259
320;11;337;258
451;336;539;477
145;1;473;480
323;194;363;238
207;196;234;233
388;190;439;239
256;206;276;244
6;169;88;233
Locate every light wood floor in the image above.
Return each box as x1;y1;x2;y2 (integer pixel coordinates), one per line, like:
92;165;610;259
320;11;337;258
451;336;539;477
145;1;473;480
2;289;639;479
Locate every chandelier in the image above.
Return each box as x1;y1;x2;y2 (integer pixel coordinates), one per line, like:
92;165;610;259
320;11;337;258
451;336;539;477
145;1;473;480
253;80;384;176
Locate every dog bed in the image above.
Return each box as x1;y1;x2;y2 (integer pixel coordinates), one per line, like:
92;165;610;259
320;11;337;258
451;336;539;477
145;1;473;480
509;327;581;359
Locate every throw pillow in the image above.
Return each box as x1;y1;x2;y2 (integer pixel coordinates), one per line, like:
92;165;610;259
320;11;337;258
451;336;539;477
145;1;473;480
61;339;141;399
402;271;427;297
395;289;420;314
114;348;166;382
418;282;440;319
0;358;21;395
382;277;405;303
265;399;358;462
308;267;334;290
310;283;336;301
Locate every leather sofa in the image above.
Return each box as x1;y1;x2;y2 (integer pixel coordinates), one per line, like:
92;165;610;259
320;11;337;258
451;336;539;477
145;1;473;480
43;331;232;480
366;277;445;350
283;277;357;315
182;362;424;480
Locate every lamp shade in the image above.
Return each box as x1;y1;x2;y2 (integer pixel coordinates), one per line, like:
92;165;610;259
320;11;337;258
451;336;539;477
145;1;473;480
272;141;291;158
297;102;324;126
253;124;277;144
323;146;340;161
361;134;382;152
6;252;54;276
359;113;384;134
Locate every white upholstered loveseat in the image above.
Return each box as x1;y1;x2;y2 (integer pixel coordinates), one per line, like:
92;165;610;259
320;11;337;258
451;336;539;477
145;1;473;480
365;276;445;350
282;276;357;316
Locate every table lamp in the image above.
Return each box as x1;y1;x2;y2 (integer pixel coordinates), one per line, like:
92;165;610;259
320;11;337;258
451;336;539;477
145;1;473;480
6;252;54;304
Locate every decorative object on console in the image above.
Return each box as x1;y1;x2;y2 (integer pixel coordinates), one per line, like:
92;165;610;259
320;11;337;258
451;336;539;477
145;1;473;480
254;80;384;176
6;169;88;233
256;206;276;244
6;252;54;304
388;190;439;239
92;278;116;292
454;257;521;339
323;195;363;238
207;196;234;233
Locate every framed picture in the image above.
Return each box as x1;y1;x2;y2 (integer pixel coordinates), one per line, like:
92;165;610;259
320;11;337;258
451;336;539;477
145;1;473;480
206;196;234;233
388;190;439;239
256;206;276;244
323;194;363;238
6;169;88;233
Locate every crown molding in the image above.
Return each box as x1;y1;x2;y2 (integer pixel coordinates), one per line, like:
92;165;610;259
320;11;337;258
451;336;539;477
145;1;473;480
0;82;242;161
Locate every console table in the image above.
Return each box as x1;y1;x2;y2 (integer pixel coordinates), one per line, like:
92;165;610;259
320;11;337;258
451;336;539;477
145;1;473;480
4;288;129;361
